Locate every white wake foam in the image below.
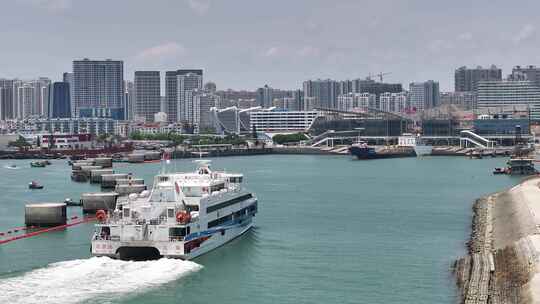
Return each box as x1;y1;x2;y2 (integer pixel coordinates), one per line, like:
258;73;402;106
0;257;202;304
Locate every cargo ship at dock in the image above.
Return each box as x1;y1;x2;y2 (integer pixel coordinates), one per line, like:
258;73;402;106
348;142;415;160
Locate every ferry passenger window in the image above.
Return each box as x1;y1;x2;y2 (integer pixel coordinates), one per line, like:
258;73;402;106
167;209;175;218
123;208;130;218
210;183;225;192
150;187;176;201
169;227;187;239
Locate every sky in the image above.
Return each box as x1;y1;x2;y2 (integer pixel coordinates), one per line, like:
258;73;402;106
1;0;540;91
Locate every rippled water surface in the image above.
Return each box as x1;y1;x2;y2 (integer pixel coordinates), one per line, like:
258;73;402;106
0;155;521;303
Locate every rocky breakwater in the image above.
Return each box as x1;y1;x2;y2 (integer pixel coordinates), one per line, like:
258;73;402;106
454;177;540;303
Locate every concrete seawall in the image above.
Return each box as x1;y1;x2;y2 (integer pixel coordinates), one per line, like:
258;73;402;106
454;177;540;303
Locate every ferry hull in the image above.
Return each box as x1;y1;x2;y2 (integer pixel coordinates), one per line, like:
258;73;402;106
92;221;253;261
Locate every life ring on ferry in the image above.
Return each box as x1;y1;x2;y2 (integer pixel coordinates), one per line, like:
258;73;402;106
176;211;192;224
96;209;107;222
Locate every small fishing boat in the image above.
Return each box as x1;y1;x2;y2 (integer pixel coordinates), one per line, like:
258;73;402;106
28;181;44;189
30;161;47;168
6;164;17;169
493;167;507;175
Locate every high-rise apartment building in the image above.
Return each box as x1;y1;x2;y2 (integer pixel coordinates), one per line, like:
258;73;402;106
351;79;403;97
17;84;35;119
50;82;71;118
337;93;376;112
177;72;203;122
193;92;221;133
477;80;540;120
511;65;540;88
63;72;74;117
165;69;203;122
73;59;124;119
256;85;274;108
409;81;440;111
0;79;15;120
440;91;477;110
379;92;408;113
124;81;135;121
454;65;502;92
303;79;339;109
134;71;161;122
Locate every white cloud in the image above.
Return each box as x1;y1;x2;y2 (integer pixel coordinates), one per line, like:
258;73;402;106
513;24;535;43
186;0;211;15
263;47;281;57
427;39;454;52
18;0;72;12
457;32;473;41
296;46;320;58
135;42;187;62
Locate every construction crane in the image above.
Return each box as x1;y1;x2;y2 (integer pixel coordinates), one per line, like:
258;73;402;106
375;72;391;82
366;72;392;82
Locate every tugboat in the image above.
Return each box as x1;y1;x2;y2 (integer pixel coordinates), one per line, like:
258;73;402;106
28;181;44;189
91;160;258;260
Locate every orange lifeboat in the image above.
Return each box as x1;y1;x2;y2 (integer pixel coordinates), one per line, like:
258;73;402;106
175;211;192;224
96;209;107;222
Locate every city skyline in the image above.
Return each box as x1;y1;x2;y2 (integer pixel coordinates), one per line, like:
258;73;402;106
1;0;540;91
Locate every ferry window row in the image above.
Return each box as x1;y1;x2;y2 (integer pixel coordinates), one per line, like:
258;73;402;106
206;194;253;213
208;214;233;228
208;202;257;229
228;176;243;183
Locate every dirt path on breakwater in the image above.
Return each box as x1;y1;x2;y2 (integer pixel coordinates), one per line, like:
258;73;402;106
454;177;540;304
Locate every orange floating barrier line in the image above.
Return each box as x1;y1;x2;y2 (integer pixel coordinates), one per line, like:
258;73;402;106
0;217;96;245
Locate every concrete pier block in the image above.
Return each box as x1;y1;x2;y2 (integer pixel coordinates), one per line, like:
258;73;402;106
115;184;147;196
101;173;130;188
81;192;119;213
115;178;144;186
72;161;94;170
79;165;103;177
25;203;67;227
93;158;113;168
128;153;145;163
144;152;161;161
71;170;88;182
90;169;114;183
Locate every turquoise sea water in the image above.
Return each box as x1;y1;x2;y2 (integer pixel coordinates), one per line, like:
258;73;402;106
0;155;521;303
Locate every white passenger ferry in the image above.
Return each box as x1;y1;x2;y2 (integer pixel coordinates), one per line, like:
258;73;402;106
91;160;258;260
